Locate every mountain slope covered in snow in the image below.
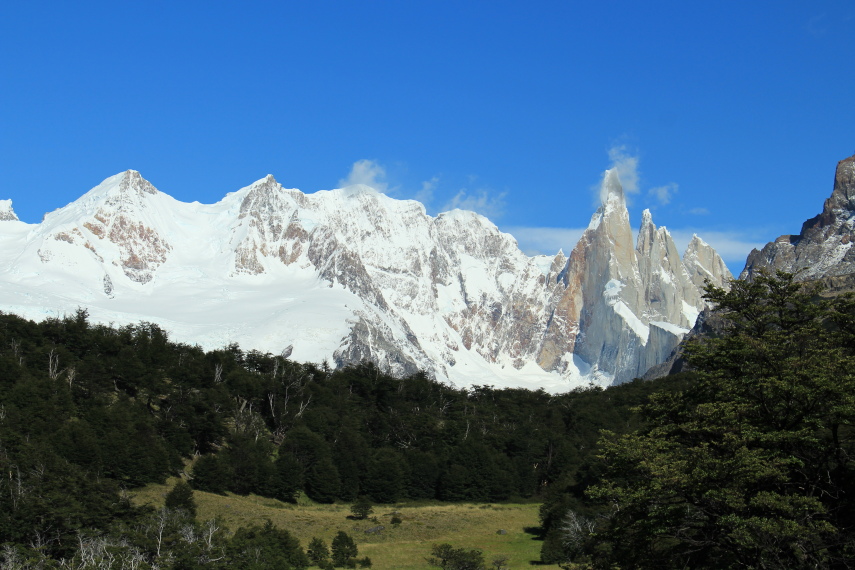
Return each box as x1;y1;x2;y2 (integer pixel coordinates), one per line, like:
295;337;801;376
0;169;731;391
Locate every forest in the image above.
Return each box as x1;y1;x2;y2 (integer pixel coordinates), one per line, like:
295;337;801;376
0;271;852;568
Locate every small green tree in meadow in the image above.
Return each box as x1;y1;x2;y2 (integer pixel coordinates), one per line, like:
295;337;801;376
164;479;197;518
307;537;331;566
331;531;358;567
350;496;373;520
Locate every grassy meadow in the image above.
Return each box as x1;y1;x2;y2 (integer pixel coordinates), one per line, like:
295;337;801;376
132;478;561;569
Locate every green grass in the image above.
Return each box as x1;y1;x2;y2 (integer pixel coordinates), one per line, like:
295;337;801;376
132;478;562;569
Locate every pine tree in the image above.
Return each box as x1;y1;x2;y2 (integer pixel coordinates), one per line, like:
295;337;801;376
306;456;342;503
164;479;197;518
331;531;358;567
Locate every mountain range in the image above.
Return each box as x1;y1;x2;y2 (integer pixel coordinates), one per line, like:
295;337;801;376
0;167;732;391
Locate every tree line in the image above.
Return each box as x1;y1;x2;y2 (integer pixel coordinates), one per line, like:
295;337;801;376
0;305;672;565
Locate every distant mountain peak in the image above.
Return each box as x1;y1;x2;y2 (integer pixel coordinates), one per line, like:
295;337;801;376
0;199;19;221
120;169;157;194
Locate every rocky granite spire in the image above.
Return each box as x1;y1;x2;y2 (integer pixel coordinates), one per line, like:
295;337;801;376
684;234;732;293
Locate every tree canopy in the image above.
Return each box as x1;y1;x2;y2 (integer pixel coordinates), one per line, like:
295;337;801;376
546;271;855;568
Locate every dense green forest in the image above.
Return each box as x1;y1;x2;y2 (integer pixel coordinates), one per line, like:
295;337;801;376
1;271;852;568
0;301;680;568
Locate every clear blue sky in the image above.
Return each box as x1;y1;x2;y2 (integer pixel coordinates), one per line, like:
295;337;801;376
2;1;853;276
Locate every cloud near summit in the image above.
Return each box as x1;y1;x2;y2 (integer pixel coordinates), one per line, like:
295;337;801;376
607;146;640;193
339;159;389;193
441;188;507;220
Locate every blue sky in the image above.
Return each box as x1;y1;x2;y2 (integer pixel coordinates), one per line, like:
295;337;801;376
2;1;853;276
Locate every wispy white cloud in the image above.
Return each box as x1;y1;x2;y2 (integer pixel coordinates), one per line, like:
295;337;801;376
502;226;585;257
594;145;642;206
415;176;439;206
648;183;677;205
338;159;389;193
442;188;507;220
607;145;640;194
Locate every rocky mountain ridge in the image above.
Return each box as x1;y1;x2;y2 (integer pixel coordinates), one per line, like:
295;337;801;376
742;155;855;280
646;154;855;381
0;169;730;390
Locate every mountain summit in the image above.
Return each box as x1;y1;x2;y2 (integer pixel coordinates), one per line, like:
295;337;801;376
742;155;855;281
0;169;730;391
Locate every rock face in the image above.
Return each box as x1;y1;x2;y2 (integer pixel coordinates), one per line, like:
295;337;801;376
0;168;730;390
556;170;732;383
647;155;855;382
742;155;855;280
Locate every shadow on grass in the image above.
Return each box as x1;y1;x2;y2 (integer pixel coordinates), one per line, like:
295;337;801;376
523;525;549;565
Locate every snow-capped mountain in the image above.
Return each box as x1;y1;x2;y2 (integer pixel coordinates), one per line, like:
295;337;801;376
742;155;855;281
0;169;730;391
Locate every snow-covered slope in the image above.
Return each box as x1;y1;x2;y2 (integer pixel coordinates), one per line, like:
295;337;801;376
0;169;731;391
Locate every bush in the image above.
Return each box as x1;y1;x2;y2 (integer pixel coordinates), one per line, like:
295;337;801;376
426;543;485;569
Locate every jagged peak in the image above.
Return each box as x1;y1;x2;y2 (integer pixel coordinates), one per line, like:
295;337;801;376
585;170;628;233
826;153;855;213
636;209;656;251
241;174;282;193
112;170;158;197
685;233;709;252
237;175;302;218
0;199;19;222
640;208;653;226
95;170;158;198
599;168;626;207
40;171;161;225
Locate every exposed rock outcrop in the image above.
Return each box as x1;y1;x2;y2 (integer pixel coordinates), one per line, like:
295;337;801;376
742;155;855;280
